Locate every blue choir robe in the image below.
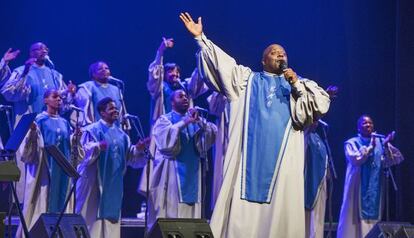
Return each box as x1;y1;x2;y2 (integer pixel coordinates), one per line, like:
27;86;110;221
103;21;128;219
75;80;129;127
148;111;217;229
196;33;331;238
76;120;145;238
16;112;75;238
304;128;329;238
1;63;69;202
139;54;208;196
337;135;404;238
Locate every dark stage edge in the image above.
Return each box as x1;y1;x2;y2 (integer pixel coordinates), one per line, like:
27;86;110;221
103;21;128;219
3;216;337;237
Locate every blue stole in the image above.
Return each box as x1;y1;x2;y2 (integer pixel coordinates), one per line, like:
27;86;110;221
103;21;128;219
304;130;328;209
241;72;292;203
166;111;200;204
89;121;128;221
87;81;122;121
354;136;383;220
15;65;60;114
36;113;71;213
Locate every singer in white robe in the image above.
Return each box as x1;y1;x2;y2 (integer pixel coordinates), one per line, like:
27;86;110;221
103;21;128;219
180;12;331;238
139;38;208;195
76;97;146;238
337;115;404;238
75;61;129;129
1;43;74;201
148;90;217;228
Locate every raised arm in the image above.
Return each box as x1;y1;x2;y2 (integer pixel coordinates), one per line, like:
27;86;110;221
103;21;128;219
1;58;36;102
147;37;174;99
185;68;209;99
180;12;252;101
0;48;20;86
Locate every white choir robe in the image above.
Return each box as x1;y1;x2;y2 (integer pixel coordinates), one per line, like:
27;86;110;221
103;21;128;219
15;113;80;238
148;112;217;229
76;120;146;238
1;63;70;202
139;52;208;196
337;138;404;238
196;33;330;238
207;92;229;208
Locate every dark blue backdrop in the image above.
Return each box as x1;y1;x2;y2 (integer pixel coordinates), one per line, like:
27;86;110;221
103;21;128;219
1;0;413;224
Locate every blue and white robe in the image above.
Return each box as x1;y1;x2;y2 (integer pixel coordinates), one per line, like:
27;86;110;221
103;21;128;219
16;112;74;238
76;119;145;238
75;80;129;127
337;135;404;238
148;111;217;229
196;33;330;238
304;127;329;238
139;55;208;196
1;63;69;202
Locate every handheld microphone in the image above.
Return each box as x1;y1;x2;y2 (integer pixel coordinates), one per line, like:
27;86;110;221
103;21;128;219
194;106;209;113
371;131;396;139
0;105;12;110
318;119;329;127
69;105;83;112
44;55;55;68
279;61;288;71
123;113;139;119
279;60;293;83
371;132;386;138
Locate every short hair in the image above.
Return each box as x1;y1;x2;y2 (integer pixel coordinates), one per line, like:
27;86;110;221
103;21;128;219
89;61;108;79
97;97;114;115
169;89;186;102
43;88;59;99
357;114;372;126
164;63;181;74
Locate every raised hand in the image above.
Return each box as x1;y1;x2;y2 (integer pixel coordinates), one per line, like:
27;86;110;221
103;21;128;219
3;48;20;63
179;12;203;37
383;131;395;145
159;37;174;53
67;80;77;95
326;85;339;99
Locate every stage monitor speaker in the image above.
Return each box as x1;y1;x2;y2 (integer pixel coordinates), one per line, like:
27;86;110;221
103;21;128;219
395;225;414;238
365;222;411;238
148;218;214;238
29;213;90;238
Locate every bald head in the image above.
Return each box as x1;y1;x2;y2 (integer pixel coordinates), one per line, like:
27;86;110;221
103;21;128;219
261;44;288;74
29;42;49;65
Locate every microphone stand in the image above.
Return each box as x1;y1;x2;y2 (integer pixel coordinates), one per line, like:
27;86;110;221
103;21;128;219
128;115;153;238
379;138;398;222
71;109;81;214
197;111;209;220
320;124;336;238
